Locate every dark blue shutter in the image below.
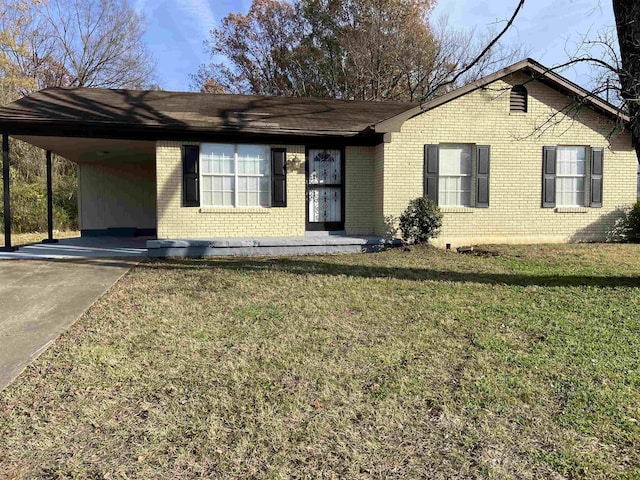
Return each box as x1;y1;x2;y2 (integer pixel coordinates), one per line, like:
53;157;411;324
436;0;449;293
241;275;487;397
542;147;556;208
476;145;490;208
183;145;199;207
590;148;604;207
424;145;439;203
271;148;287;207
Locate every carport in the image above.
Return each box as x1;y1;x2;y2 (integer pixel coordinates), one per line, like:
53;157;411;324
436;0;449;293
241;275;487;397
0;88;162;253
1;135;157;251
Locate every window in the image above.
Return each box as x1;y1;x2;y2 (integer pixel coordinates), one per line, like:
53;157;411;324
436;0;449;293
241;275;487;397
425;144;490;208
556;146;586;206
543;145;603;209
438;144;473;206
510;85;528;112
200;143;270;207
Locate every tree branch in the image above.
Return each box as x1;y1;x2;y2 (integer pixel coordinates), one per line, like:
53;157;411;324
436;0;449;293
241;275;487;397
424;0;525;100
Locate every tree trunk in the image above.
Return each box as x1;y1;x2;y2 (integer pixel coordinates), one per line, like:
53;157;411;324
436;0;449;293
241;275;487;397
612;0;640;160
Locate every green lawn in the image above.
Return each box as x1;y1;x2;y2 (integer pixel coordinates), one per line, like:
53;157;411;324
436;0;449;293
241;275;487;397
1;244;639;479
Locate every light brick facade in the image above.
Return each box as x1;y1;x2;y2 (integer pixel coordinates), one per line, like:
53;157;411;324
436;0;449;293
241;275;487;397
344;146;376;235
377;73;638;246
155;73;637;243
156;142;376;238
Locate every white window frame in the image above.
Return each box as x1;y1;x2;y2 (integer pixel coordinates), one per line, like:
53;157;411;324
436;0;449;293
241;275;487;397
556;145;587;207
200;143;271;208
438;143;474;207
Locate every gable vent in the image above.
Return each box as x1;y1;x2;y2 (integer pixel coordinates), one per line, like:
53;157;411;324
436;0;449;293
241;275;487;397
510;85;528;112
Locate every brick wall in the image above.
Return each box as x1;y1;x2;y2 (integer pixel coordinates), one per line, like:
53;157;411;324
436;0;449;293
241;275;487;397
379;73;638;246
156;142;376;238
345;146;376;235
373;142;386;235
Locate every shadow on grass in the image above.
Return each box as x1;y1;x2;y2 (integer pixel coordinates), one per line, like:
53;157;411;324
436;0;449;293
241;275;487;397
142;257;640;288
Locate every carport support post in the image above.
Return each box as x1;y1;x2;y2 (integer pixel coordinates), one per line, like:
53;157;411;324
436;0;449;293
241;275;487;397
2;133;15;251
42;150;58;244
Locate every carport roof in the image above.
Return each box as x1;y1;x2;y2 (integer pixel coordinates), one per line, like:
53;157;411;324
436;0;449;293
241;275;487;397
0;87;417;142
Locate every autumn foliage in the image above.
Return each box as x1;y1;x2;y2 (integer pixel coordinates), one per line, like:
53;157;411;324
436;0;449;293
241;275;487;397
193;0;522;102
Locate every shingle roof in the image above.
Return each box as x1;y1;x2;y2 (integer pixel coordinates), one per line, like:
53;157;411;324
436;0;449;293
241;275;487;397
0;58;627;142
0;87;417;138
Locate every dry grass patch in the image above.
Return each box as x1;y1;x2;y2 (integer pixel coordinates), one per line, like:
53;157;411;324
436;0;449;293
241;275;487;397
0;244;639;479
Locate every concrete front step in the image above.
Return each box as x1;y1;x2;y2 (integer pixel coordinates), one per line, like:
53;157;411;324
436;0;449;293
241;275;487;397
147;236;398;257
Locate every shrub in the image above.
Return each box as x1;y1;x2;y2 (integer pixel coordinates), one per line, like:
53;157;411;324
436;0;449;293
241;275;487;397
622;200;640;242
399;197;443;244
53;173;78;230
0;167;78;234
10;180;48;233
608;200;640;242
627;200;640;241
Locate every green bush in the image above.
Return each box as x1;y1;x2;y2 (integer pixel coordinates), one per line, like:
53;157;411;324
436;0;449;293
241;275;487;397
399;197;443;244
53;173;78;229
628;200;640;241
620;200;640;242
0;167;77;234
608;200;640;242
10;180;48;233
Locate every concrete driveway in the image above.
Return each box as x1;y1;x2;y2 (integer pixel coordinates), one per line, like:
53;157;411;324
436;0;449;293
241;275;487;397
0;258;138;390
0;236;148;260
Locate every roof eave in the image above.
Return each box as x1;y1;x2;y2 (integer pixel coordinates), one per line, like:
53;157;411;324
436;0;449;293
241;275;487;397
0;118;370;138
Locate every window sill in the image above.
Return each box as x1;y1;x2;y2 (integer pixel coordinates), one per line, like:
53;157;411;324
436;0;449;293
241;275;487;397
199;207;270;214
554;207;589;213
440;207;475;213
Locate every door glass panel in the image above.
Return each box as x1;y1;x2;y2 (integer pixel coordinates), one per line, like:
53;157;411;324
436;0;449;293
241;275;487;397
308;187;341;222
308;149;341;185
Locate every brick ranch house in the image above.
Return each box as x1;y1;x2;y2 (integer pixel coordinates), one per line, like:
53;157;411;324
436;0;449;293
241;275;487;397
0;58;638;256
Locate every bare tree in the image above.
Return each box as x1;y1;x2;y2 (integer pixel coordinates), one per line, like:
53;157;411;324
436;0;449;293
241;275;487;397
37;0;155;89
337;0;438;101
515;2;635;156
423;0;526;99
2;0;155;94
193;0;527;102
412;12;527;101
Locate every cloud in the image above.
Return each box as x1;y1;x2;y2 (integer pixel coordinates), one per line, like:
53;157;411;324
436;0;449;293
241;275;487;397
136;0;216;37
134;0;156;15
175;0;217;38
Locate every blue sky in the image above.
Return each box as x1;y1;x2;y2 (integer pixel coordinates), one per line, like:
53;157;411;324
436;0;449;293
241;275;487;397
134;0;616;92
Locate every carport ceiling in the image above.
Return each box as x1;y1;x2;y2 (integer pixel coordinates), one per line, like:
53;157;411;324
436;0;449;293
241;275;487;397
14;136;155;164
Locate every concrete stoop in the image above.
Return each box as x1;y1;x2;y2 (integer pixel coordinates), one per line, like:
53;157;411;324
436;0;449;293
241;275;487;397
147;235;399;257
